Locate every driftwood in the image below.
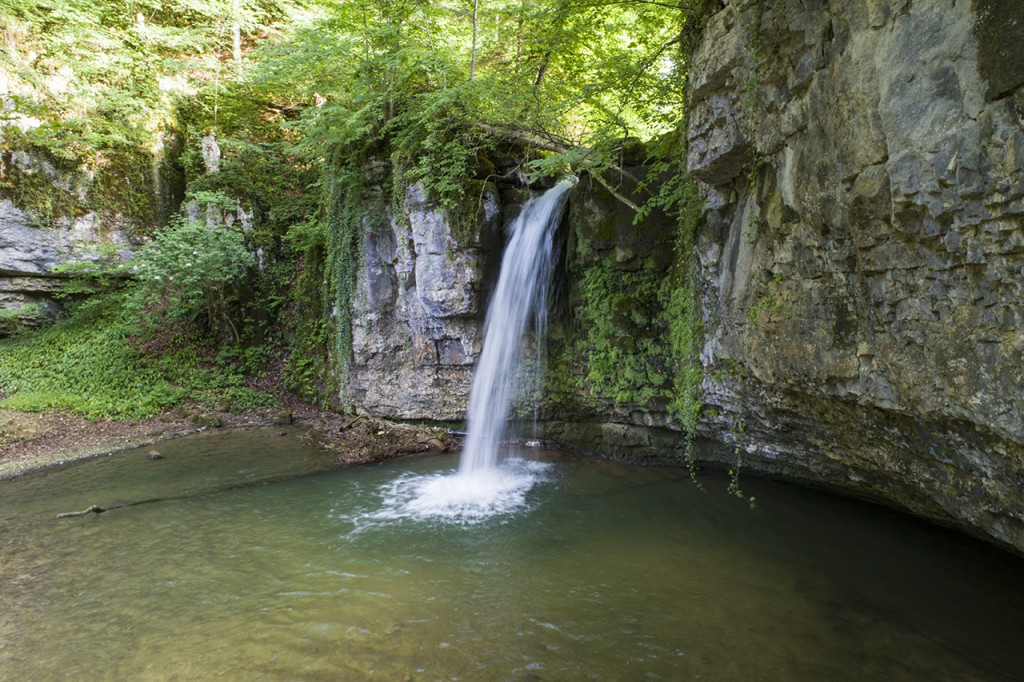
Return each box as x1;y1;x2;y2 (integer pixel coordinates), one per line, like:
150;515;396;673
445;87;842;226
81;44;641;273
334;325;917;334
53;469;343;520
56;505;106;519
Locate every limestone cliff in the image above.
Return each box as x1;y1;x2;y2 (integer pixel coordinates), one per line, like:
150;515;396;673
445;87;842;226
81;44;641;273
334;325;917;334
0;189;135;334
348;182;503;419
686;0;1024;551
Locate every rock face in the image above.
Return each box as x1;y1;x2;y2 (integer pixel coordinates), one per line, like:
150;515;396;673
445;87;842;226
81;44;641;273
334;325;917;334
0;200;132;276
685;0;1024;552
348;182;503;419
1;104;181;333
0;197;133;332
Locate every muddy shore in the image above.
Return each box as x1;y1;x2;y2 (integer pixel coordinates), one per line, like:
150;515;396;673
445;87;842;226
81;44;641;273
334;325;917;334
0;404;463;479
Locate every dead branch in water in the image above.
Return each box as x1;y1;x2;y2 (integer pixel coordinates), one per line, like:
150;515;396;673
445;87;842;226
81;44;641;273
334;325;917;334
56;505;106;519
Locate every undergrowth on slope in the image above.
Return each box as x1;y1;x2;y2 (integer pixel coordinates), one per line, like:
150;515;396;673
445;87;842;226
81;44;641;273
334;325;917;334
0;296;274;419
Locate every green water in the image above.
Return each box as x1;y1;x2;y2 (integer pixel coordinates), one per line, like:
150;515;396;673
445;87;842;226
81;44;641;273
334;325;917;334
1;429;1022;681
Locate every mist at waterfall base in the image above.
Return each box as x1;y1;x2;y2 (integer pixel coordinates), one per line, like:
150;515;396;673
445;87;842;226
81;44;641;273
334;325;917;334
369;180;572;525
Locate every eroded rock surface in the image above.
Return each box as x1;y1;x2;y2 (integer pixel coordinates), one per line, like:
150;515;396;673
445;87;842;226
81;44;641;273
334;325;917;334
0;197;133;332
348;182;502;419
686;0;1024;552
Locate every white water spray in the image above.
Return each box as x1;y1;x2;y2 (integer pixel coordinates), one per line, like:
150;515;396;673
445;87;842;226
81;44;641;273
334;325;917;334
366;180;573;524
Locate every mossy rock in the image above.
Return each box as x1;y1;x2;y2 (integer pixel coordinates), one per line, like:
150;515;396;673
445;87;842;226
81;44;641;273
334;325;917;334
188;413;223;428
568;173;675;271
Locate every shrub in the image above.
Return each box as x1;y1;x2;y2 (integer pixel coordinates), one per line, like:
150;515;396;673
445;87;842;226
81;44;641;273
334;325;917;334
129;218;255;342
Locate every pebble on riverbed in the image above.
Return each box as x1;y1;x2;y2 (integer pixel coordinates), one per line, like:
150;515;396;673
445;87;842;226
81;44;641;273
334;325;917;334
147;450;163;460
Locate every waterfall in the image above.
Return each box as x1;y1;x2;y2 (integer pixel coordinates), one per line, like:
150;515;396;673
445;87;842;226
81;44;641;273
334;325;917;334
367;180;572;524
459;179;573;473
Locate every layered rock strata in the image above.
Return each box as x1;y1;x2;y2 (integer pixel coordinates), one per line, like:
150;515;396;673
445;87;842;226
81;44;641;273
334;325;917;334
685;0;1024;552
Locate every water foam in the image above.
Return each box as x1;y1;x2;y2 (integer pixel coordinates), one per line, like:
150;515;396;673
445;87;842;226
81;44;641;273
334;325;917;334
352;459;552;528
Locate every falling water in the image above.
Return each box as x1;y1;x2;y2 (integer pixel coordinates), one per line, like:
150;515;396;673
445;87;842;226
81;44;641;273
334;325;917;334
365;180;573;524
459;179;573;473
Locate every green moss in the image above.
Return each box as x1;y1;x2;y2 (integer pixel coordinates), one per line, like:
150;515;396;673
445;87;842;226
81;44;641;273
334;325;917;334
89;146;159;232
450;179;493;246
282;241;337;407
664;174;704;431
745;272;790;326
0;143;82;229
322;156;376;408
0;130;158;232
542;168;705;437
0;303;45;337
572;196;619;245
573;258;672;407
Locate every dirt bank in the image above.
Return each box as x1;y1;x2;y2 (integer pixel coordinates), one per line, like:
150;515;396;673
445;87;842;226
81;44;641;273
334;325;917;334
0;404;463;479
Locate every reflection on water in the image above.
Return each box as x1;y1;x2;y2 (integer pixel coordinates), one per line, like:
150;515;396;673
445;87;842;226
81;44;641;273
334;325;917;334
1;428;1022;681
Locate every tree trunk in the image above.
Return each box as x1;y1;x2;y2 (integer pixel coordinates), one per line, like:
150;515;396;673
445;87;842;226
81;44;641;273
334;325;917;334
470;0;480;81
232;23;242;66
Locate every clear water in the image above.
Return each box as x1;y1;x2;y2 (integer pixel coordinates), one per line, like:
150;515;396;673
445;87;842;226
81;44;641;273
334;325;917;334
2;429;1023;681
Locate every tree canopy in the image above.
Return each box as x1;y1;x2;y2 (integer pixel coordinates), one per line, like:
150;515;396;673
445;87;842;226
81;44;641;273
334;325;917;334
255;0;711;189
2;0;713;214
0;0;714;416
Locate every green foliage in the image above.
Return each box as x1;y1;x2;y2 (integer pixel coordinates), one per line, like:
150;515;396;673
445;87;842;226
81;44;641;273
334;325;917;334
177;95;320;240
662;172;704;431
0;294;272;419
387;88;489;215
51;242;132;300
0;133;158;230
726;421;757;509
249;0;717;216
282;236;336;407
224;385;278;410
543;141;706;432
575;258;672;407
0;0;308;230
175;0;719;408
0;0;723;418
0;303;45;337
0;138;82;229
129;218;255;341
0;303;41;322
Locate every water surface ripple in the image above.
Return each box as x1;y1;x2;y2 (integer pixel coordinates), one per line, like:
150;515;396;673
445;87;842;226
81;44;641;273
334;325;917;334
1;430;1022;681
